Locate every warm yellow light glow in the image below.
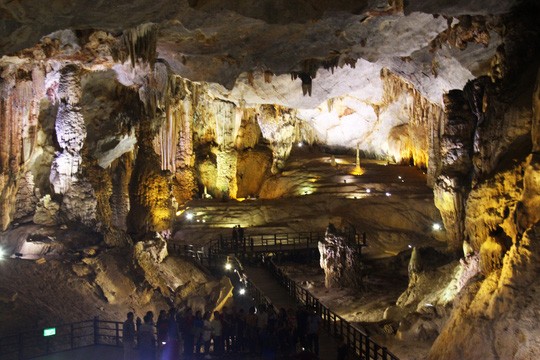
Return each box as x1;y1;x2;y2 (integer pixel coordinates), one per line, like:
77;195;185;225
350;165;365;176
236;198;246;202
345;194;369;199
175;210;184;216
350;143;365;175
432;223;442;231
225;263;232;270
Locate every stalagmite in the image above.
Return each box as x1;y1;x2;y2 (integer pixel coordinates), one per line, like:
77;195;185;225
351;143;365;175
49;64;86;195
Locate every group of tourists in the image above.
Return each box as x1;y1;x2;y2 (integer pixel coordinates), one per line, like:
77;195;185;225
122;303;325;359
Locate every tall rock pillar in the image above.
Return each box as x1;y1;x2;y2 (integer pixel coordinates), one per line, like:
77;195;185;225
49;65;86;194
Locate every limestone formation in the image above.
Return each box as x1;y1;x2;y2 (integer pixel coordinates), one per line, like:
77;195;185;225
0;1;538;358
33;195;59;226
318;224;363;288
50;65;86;195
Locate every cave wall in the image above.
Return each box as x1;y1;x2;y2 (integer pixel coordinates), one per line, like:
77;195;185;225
427;4;540;358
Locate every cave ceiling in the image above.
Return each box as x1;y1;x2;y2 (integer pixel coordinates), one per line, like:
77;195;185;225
0;0;518;110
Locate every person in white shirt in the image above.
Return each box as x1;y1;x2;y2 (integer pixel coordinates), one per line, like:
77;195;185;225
211;311;223;355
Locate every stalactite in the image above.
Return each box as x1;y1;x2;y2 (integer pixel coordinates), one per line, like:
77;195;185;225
0;66;46;230
258;104;298;174
264;70;273;83
247;71;254;87
381;68;443;182
114;23;158;68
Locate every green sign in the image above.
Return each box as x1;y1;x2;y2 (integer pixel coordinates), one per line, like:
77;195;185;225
43;328;56;337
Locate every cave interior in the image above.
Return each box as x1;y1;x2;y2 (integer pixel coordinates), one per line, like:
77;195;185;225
0;0;539;359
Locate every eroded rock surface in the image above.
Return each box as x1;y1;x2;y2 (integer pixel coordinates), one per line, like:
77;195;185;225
318;224;363;288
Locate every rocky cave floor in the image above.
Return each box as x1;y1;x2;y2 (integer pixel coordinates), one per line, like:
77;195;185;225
0;149;448;359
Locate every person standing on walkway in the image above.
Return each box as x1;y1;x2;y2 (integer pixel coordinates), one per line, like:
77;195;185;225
139;311;156;360
306;309;321;356
202;311;213;358
296;306;309;350
245;306;258;355
180;308;195;358
193;310;204;356
236;307;247;353
123;312;136;360
257;304;269;354
156;309;169;357
164;308;180;360
337;335;349;360
211;310;223;355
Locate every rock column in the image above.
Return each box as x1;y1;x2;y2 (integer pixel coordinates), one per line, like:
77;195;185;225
49;65;86;194
318;224;363;288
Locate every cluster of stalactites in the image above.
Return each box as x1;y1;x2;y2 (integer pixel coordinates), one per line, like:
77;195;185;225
257;104;300;174
290;55;357;97
381;68;443;175
113;23;158;69
156;76;196;173
0;67;45;230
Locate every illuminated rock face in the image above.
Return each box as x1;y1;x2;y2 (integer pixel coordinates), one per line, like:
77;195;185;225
50;65;86;195
0;1;538;357
318;225;363;289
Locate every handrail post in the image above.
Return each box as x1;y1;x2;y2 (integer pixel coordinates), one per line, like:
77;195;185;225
93;316;99;345
365;335;370;360
116;322;120;346
18;332;23;360
70;323;74;349
383;346;388;360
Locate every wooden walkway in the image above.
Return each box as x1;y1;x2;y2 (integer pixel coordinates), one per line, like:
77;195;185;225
244;265;339;359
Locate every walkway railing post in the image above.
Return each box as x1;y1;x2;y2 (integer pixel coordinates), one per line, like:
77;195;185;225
116;322;120;346
70;323;74;349
93;316;99;345
17;333;23;360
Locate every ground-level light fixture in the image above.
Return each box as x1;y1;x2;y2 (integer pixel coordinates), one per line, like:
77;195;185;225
432;223;442;231
0;247;5;259
298;142;303;147
366;188;371;193
225;262;232;271
238;288;246;295
185;213;194;220
385;192;391;197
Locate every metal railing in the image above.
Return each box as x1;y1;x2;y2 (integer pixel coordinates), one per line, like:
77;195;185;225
217;231;325;254
167;231;327;266
0;318;124;360
266;259;399;360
